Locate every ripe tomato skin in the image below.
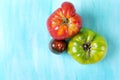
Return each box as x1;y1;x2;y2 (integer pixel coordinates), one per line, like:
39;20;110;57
49;39;67;54
68;28;108;64
47;2;82;40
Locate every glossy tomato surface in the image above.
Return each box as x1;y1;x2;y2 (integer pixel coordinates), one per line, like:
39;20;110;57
68;28;108;64
49;39;67;54
47;2;82;40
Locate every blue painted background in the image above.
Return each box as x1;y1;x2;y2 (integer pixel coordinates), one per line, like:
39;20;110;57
0;0;120;80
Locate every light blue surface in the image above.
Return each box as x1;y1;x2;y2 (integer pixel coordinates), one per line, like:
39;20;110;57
0;0;120;80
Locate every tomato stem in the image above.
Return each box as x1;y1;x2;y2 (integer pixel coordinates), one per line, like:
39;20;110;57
63;18;68;24
83;43;91;59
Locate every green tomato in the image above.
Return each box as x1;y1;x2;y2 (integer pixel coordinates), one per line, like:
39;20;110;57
68;28;108;64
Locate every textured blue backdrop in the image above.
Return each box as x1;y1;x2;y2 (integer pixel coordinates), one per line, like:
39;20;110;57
0;0;120;80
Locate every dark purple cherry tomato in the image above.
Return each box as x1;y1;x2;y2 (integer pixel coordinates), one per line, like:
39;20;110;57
49;39;67;54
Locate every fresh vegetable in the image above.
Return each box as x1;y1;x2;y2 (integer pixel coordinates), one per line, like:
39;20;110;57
47;2;82;40
49;39;67;54
68;28;108;64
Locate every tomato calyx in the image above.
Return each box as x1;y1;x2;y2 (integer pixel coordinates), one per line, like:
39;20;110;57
63;18;69;24
83;43;91;51
82;42;91;59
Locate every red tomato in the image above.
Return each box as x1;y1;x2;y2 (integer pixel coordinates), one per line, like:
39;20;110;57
47;2;82;40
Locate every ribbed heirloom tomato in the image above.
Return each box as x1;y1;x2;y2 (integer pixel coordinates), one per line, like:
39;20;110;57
68;28;108;64
47;2;82;40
